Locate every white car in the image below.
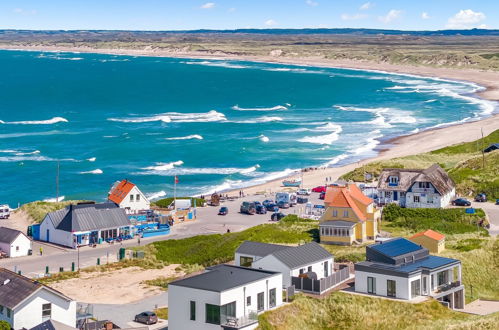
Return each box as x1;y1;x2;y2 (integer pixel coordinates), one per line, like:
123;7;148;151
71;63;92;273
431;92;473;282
297;188;311;196
0;205;10;219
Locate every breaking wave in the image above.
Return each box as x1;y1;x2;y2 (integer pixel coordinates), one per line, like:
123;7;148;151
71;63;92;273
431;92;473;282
143;160;184;171
165;135;203;140
87;157;96;162
233;116;283;123
231;105;288;111
108;110;226;124
80;169;103;175
259;135;270;142
0;117;68;125
297;123;342;145
147;190;167;200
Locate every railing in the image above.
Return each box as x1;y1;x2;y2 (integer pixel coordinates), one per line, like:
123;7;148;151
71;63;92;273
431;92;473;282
76;303;93;320
221;310;259;329
434;281;462;294
291;265;350;294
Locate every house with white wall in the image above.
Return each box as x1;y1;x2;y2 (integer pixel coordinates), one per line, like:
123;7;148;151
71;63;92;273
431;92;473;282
0;227;32;258
39;202;131;248
0;268;76;329
354;237;464;309
168;264;282;330
108;179;150;214
377;164;455;208
235;241;335;289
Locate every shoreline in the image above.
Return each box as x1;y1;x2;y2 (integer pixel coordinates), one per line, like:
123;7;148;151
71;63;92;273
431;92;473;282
2;45;498;198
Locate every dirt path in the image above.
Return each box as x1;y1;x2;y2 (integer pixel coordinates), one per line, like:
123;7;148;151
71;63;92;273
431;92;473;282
1;209;32;232
50;265;182;304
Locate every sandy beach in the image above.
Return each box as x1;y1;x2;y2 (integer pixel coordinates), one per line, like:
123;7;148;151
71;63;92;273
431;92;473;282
2;44;498;196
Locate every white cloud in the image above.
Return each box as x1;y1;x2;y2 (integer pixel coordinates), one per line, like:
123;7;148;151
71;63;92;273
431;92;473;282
360;2;373;11
13;8;37;15
228;7;236;13
306;0;318;6
265;19;278;26
341;13;368;21
200;2;215;9
421;12;430;20
446;9;486;29
378;9;402;24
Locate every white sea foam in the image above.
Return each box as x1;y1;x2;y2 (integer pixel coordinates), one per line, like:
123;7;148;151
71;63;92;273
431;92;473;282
259;135;270;142
314;122;343;132
298;122;342;145
326;154;349;166
183;60;248;69
233;116;283;124
0;117;68;125
0;149;18;153
428;117;472;129
43;196;65;202
350;130;383;155
87;157;96;162
109;110;226;124
80;169;103;175
138;164;261;177
14;150;41;156
165;134;203;140
143;160;184;171
147;190;167;200
424;99;437;103
108;115;172;123
231;105;288;111
0;155;53;162
240;164;261;174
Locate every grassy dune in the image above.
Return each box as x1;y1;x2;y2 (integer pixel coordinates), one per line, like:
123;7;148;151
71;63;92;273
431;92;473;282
19;200;88;223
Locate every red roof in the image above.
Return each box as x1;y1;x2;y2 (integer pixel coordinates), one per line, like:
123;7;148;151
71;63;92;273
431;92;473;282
410;229;445;241
323;184;373;221
108;180;135;204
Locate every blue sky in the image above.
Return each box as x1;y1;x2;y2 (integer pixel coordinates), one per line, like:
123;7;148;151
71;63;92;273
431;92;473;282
1;1;497;31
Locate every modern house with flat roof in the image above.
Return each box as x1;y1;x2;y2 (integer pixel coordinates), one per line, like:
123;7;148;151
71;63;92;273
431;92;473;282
108;179;150;214
0;268;76;329
409;229;445;254
168;264;282;330
39;203;132;248
319;184;381;245
377;164;455;208
0;227;32;258
354;238;464;309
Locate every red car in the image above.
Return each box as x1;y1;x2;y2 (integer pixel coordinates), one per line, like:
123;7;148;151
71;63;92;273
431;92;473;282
312;186;327;193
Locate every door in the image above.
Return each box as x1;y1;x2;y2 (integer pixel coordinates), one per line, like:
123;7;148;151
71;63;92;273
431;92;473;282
324;261;329;277
257;292;264;311
368;277;376;294
387;280;396;297
393;191;398;201
46;229;50;242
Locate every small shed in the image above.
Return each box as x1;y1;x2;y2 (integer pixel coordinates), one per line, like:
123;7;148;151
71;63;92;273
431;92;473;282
409;229;445;254
0;227;32;257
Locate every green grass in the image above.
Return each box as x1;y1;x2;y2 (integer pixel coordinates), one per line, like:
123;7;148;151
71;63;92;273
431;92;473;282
20;200;88;223
142;276;179;291
258;292;493;330
153;197;206;208
154;307;168;320
448;238;484;252
340;129;499;199
152;215;317;266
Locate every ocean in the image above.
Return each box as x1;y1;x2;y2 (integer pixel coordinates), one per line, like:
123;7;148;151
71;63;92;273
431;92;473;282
0;50;496;206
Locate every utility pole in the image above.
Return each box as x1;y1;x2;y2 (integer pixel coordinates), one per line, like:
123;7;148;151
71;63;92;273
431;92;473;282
56;161;60;202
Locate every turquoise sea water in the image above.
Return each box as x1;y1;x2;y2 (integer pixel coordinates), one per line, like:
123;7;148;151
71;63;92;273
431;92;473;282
0;50;496;206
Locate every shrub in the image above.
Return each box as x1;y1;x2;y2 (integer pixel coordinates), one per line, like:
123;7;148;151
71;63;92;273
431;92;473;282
0;321;11;330
153;197;206;208
154;307;168;320
450;238;484;252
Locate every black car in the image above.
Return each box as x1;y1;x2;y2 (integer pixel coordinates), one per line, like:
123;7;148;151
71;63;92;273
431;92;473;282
277;201;290;209
271;212;286;221
475;193;487;202
262;199;274;207
452;198;471;206
134;311;158;325
256;204;267;214
265;203;279;212
218;206;228;215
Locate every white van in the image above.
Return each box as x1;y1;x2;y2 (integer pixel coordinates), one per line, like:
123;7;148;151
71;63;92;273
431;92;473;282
275;192;298;206
0;205;10;219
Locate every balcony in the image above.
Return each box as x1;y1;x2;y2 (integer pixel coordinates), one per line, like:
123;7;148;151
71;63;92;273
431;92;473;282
221;311;259;329
431;281;464;298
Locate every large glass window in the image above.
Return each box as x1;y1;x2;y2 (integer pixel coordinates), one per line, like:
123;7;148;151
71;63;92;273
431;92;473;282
190;301;195;321
411;279;421;298
240;256;253;267
257;292;265;311
437;271;447;286
221;301;236;324
387;280;396;297
367;277;376;294
205;304;220;325
269;288;276;308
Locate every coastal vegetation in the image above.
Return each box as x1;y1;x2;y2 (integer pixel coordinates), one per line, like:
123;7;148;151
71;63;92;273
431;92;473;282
341;129;499;199
19;200;88;223
153;197;206;208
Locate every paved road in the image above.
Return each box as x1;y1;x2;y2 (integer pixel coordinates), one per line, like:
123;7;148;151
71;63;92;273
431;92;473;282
449;200;499;236
0;193;321;277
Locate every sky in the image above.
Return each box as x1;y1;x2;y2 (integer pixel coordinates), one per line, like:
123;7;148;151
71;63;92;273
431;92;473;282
1;0;497;31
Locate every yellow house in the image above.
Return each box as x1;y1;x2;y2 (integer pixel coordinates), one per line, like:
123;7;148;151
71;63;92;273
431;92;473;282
409;229;445;253
319;184;381;245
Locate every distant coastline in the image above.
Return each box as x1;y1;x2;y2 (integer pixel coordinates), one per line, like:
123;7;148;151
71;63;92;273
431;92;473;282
1;45;498;199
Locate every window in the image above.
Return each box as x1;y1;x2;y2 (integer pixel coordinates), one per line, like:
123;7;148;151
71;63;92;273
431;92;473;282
333;210;338;217
205;304;220;325
136;194;140;201
240;256;253;267
307;266;312;272
427;195;433;203
367;277;376;294
221;301;236;324
387;280;396;297
413;196;420;203
42;303;51;319
130;194;134;202
411;279;421;298
190;301;196;321
343;210;349;217
299;268;304;275
437;271;447;286
418;182;430;189
7;308;11;318
385;191;392;198
389;176;399;186
257;292;265;311
269;288;276;308
16;246;19;251
0;305;3;314
246;296;251;306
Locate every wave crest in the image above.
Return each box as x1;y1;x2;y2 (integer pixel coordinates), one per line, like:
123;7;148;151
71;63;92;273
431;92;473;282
1;117;68;125
165;135;203;140
231;105;288;111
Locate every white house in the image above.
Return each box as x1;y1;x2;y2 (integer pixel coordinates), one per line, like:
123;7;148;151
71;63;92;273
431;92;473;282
0;268;76;329
235;241;334;289
377;164;455;208
354;237;465;309
108;179;150;214
0;227;32;258
168;264;282;330
39;202;132;248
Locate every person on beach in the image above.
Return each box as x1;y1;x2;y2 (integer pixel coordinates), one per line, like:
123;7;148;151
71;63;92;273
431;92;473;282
39;246;43;256
138;237;141;245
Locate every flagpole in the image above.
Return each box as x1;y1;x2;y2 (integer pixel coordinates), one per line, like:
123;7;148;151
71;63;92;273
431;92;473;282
174;176;177;211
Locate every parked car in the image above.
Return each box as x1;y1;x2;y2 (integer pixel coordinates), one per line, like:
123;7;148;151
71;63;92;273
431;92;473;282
319;192;326;200
134;311;158;325
0;205;10;219
475;193;487;202
218;206;228;215
262;199;274;207
256;204;267;214
312;186;327;193
452;198;471;206
240;201;256;215
297;188;311;196
271;212;286;221
265;203;279;212
277;201;290;209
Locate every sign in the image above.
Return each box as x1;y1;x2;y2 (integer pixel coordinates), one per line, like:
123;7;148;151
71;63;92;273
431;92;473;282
465;208;475;214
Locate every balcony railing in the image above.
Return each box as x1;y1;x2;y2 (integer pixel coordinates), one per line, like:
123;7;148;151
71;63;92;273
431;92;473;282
411;187;435;193
221;310;259;329
433;281;462;295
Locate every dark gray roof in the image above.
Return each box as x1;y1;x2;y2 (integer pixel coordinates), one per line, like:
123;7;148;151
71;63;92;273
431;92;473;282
46;203;131;232
0;227;25;244
30;319;77;330
320;220;356;228
169;265;280;292
484;143;499;152
271;242;333;269
236;241;289;257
